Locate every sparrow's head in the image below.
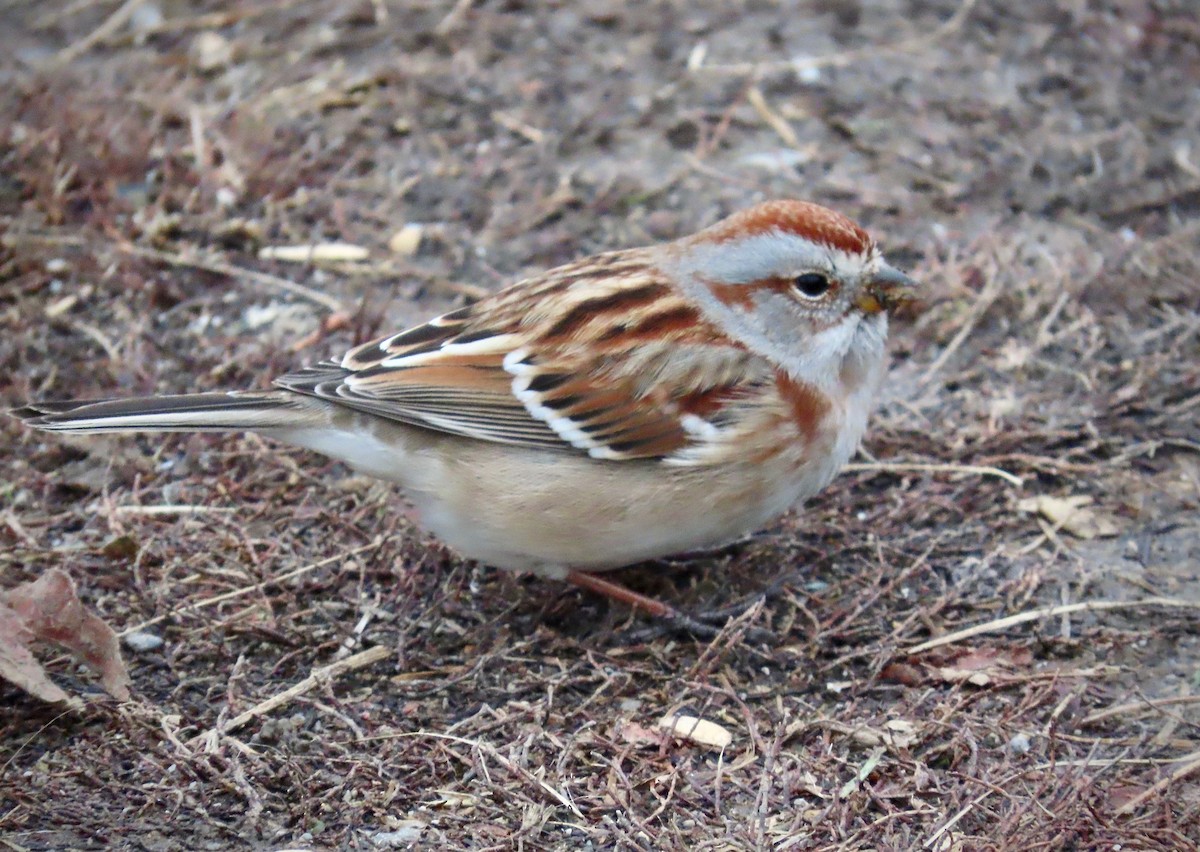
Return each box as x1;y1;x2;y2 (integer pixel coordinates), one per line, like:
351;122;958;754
662;200;919;384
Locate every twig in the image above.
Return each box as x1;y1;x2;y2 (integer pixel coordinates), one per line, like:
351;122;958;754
746;86;800;148
1115;749;1200;815
918;266;1004;391
491;111;546;145
39;1;275;39
67;319;122;363
123;243;346;312
33;0;101;30
194;645;391;739
387;731;584;817
53;0;145;65
906;597;1200;655
434;0;473;36
1082;694;1200;726
111;504;239;516
119;538;384;636
697;0;978;77
0;709;77;779
844;461;1023;488
2;511;38;547
5;232;345;312
290;310;353;352
924;788;992;849
1034;753;1200;769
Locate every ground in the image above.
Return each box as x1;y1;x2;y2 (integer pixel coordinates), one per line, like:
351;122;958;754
1;0;1199;849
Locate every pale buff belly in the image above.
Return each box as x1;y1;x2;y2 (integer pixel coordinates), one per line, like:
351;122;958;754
406;443;820;577
269;417;845;578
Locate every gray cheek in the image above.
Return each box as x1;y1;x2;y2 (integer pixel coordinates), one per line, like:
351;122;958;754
753;291;814;344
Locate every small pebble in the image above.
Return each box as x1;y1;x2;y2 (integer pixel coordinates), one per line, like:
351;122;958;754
388;223;424;256
124;631;164;652
190;31;234;73
796;63;822;84
215;187;238;208
371;822;426;847
643;210;681;240
129;3;164;32
1008;732;1032;755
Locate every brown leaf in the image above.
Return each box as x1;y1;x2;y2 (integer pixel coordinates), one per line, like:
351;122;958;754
618;721;665;746
952;647;1033;671
880;661;926;686
100;534;139;561
0;569;131;705
936;646;1034;685
1018;495;1120;539
0;602;73;707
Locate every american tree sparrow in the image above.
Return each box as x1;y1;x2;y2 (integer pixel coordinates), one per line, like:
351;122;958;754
14;201;918;625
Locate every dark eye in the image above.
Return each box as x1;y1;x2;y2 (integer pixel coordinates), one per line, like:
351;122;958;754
792;272;832;299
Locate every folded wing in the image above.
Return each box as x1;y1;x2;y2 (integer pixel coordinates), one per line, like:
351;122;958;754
275;252;775;463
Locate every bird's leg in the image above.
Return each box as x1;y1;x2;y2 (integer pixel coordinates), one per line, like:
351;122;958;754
564;570;751;639
564;570;677;619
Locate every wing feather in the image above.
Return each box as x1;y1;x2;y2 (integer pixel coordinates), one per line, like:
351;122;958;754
275;252;773;462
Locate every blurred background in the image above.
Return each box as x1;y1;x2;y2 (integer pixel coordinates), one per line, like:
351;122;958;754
1;1;1198;848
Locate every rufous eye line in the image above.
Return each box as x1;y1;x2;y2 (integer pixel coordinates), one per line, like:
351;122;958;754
707;275;839;310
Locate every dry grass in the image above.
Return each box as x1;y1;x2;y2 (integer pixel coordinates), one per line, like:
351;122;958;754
1;1;1199;849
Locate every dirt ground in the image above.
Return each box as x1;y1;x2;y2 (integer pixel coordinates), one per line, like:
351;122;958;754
1;0;1199;849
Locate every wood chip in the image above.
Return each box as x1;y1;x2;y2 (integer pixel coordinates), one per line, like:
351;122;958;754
387;223;424;256
44;294;79;318
258;242;370;263
189;31;233;73
657;713;733;749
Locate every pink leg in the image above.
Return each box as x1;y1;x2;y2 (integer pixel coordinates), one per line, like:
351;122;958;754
565;570;677;619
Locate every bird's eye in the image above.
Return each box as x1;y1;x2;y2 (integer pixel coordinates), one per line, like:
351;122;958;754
792;273;832;299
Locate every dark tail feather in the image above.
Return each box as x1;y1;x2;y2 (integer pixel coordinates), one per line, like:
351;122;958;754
10;391;324;433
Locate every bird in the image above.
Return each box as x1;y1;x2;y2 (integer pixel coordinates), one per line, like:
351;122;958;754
12;200;918;627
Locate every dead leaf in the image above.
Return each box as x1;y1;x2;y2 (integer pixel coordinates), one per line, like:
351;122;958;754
1106;783;1151;811
928;829;968;852
883;719;918;749
953;647;1034;670
936;646;1033;686
0;569;131;706
792;770;826;799
1018;494;1120;539
431;789;480;810
100;534;139;560
879;661;925;686
618;721;665;746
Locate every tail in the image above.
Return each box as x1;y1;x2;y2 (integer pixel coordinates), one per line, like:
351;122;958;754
11;391;327;433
